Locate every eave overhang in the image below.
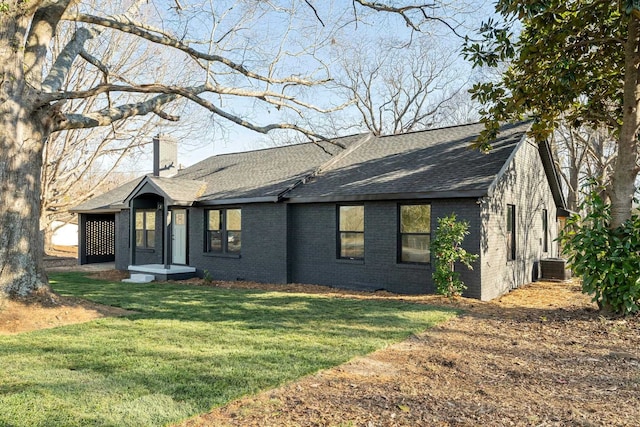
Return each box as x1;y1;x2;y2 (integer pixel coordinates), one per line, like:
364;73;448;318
538;139;568;210
71;207;122;214
284;189;486;204
195;196;280;206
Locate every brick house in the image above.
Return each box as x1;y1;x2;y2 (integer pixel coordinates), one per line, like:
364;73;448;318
71;121;567;300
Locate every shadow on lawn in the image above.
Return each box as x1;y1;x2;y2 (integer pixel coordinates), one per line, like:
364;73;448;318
0;273;464;426
49;272;630;371
49;272;456;329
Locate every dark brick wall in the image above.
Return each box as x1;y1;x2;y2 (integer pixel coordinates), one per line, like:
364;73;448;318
86;133;560;302
432;199;483;299
188;203;288;283
288;200;482;296
115;211;129;270
479;139;559;300
115;198;485;297
480;141;558;301
115;207;163;267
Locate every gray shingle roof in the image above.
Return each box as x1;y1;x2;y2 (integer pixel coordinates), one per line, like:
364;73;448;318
72;122;532;212
284;121;530;201
176;137;359;202
71;178;140;212
125;176;207;204
71;136;361;211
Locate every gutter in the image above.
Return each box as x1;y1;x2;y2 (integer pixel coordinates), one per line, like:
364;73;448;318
196;196;280;206
286;189;487;204
69;208;123;214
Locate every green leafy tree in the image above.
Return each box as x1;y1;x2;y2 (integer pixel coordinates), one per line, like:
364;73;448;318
559;182;640;315
431;214;478;297
464;1;639;229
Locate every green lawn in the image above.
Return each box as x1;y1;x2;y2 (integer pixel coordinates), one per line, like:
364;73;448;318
0;272;456;427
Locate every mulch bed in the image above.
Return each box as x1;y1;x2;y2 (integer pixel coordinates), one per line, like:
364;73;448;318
175;280;640;427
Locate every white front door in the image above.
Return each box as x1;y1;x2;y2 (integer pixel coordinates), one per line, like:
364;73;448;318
172;209;187;265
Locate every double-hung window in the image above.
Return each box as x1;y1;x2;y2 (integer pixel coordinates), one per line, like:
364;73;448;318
507;204;516;260
399;204;431;264
338;205;364;260
206;208;241;254
135;210;156;249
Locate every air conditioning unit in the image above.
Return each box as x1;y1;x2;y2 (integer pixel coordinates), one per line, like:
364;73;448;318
540;258;572;281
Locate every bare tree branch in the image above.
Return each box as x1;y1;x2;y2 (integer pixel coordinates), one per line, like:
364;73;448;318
42;27;100;92
79;49;109;81
43;82;348;116
24;0;72;87
335;38;469;135
153;109;180;121
304;0;325;26
62;12;325;86
56;84;331;143
57;93;180;130
352;0;465;37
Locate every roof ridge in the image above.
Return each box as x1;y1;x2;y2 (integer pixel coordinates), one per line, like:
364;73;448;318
275;133;374;201
316;133;375;174
376;120;532;139
149;175;206;184
193;132;367;159
377;122;481;139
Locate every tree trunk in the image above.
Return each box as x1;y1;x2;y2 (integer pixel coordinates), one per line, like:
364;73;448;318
0;111;50;297
0;11;50;298
611;16;640;228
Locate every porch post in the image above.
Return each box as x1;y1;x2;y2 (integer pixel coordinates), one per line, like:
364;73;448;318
78;214;87;265
129;202;135;267
164;200;171;269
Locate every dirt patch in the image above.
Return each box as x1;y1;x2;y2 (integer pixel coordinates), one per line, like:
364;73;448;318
1;256;132;334
86;269;130;281
0;294;132;335
43;255;78;270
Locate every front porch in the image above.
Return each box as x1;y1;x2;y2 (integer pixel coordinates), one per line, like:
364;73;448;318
127;264;197;281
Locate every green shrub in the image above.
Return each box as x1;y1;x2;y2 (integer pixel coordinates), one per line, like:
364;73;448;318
559;187;640;315
431;214;478;297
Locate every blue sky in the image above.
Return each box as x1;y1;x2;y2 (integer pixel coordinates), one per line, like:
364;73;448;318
125;0;496;172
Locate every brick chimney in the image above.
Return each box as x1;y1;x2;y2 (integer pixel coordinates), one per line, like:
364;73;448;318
153;134;177;177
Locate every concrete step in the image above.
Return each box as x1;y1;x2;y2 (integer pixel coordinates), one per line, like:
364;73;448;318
122;273;155;283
